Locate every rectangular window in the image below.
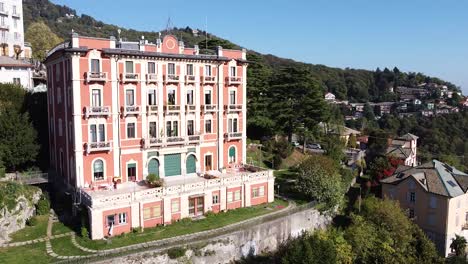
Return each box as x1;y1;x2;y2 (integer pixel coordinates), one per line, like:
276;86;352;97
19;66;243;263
147;62;156;74
106;215;115;226
0;3;4;12
149;122;157;138
187;120;194;136
167;90;176;105
125;61;134;73
410;192;416;203
186;64;193;75
90;124;97;142
148;89;157;105
227;192;233;203
171;199;180;213
91;89;101;107
228;118;238;133
430;196;437;209
212;194;219;204
168;63;175;75
58;119;62;136
259;186;265;197
152;205;161;217
13;18;17;29
166;121;178;137
205;119;212;133
98;124;105;142
118;213;127;224
127;163;136;181
234;190;241;201
409;208;415;219
205;155;212;171
204;90;212;105
229;90;236;105
12;5;16;15
230;66;236;77
91;59;100;72
127;123;135;138
205;65;212;76
186;90;194;105
143;208;151;220
13;78;20;85
252;188;259;198
126;89;134;106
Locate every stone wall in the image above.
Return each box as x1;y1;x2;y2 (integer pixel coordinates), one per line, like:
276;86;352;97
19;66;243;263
0;189;42;244
99;205;331;264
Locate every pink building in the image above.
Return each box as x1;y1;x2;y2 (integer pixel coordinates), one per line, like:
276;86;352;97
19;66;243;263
45;33;274;239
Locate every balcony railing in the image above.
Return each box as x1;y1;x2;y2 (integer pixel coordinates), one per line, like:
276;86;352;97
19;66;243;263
166;136;186;146
121;105;140;116
0;10;9;16
164;104;181;114
146;73;158;83
84;141;112;154
202;76;216;84
11;12;20;18
225;104;243;113
227;76;242;85
145;137;164;148
226;132;243;141
185;104;196;113
0;24;9;30
84;106;111;118
185;75;196;84
187;135;200;144
203;104;217;113
164;74;179;83
86;72;107;82
121;73;139;82
146;105;158;115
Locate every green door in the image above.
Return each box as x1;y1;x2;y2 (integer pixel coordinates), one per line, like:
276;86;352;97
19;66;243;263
164;154;181;177
148;159;159;176
186;155;196;174
229;147;236;162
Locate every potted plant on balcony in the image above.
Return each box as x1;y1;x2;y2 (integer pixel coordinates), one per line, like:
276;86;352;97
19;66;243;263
146;173;163;187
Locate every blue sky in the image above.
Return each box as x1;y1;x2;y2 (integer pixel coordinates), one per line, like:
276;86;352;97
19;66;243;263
52;0;468;93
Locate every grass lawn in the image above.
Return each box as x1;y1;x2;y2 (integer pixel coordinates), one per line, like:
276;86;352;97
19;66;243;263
76;199;289;250
9;215;48;242
0;242;52;264
52;221;74;236
50;236;90;256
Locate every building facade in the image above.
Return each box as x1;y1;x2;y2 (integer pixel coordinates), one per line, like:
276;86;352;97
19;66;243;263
382;160;468;256
386;133;418;167
45;33;274;239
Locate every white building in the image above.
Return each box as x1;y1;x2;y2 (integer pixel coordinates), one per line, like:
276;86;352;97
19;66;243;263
0;0;33;89
325;92;336;101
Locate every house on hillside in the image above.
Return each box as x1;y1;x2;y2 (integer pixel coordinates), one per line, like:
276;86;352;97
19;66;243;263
460;98;468;108
381;160;468;256
386;133;418;167
324;92;336;102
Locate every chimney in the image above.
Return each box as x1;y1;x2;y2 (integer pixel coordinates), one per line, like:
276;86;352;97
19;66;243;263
217;46;223;57
194;45;199;55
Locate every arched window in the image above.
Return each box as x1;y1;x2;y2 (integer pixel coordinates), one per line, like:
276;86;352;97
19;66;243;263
228;146;236;164
93;159;104;181
148;158;159;176
186;154;196;174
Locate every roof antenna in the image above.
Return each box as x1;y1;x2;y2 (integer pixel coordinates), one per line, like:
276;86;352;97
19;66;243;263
165;16;173;35
205;16;208;51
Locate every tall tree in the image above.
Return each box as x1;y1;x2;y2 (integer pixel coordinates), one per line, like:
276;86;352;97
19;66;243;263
25;21;63;61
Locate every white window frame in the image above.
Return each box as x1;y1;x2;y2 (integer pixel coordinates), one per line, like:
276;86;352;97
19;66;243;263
125;88;136;106
167;63;176;76
92;158;105;182
88;119;107;143
90;86;103;107
118;212;127;224
126;160;138;182
125;61;134;73
204;117;213;134
171;199;180;213
212;194;219;204
147;88;157;106
126;122;136;139
227;191;233;203
167;88;177;105
234;190;241;201
205;65;212;76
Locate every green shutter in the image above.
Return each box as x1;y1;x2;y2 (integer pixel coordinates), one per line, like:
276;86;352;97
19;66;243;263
128;163;136;169
229;147;236;158
164;154;181;177
186;155;196;174
148;159;159;176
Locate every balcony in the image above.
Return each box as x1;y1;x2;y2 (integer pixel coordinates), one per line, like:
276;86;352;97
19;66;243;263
225;104;243;113
186;135;200;145
225;132;243;141
164;74;180;84
203;104;217;113
146;105;158;115
202;76;216;84
185;75;196;84
121;73;139;83
84;141;112;154
86;72;107;83
11;12;20;18
164;104;181;114
185;104;196;113
166;136;186;146
0;24;9;30
0;10;8;16
145;137;164;148
146;73;158;83
227;76;242;85
121;105;140;116
84;106;111;118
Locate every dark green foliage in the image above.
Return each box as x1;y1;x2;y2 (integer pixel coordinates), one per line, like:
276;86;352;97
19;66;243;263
35;194;50;215
80;227;89;239
167;247;187;259
0;181;39;211
26;216;38;226
276;232;338;264
450;235;467;257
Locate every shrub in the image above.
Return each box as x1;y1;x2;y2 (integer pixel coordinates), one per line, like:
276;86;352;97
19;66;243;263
146;173;163;187
80;227;89;239
26;216;38;226
167;247;186;259
0;167;5;178
132;227;141;233
36;195;50;215
204;211;216;218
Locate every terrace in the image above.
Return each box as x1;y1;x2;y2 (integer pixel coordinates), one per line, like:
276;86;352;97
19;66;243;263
80;165;272;209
